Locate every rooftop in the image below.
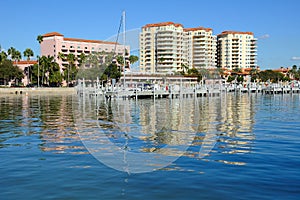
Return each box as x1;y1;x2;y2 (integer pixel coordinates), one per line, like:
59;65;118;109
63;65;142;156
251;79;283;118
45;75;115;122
42;32;118;45
43;32;64;37
184;27;212;32
143;22;183;28
13;60;38;65
218;31;254;36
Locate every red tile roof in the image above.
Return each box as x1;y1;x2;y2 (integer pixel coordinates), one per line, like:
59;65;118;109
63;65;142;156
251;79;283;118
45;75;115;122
218;31;254;36
143;22;183;28
13;60;38;65
43;32;64;37
184;27;212;32
273;68;289;73
64;37;118;45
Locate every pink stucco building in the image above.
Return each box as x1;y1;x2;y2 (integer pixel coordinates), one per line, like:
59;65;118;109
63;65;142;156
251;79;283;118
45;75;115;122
13;60;37;86
40;32;130;70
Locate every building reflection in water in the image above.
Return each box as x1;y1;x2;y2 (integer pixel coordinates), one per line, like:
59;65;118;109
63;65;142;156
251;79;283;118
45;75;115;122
80;93;256;168
20;94;86;154
0;93;256;169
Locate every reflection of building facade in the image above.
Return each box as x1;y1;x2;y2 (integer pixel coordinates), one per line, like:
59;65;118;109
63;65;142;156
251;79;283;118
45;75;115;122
115;94;256;157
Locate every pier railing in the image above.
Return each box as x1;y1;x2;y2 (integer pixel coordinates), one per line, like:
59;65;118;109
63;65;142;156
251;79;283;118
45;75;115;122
76;79;300;99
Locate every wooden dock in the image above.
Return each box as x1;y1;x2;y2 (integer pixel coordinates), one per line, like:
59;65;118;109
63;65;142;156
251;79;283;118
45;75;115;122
76;79;300;99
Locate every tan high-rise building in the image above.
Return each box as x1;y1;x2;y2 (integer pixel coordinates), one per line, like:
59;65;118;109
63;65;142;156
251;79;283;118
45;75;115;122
139;22;217;74
183;27;217;69
139;22;185;74
217;31;257;70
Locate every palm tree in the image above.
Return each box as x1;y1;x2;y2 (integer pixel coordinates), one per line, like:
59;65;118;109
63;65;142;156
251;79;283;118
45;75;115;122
23;48;34;85
7;47;21;65
37;35;43;44
15;51;22;62
128;55;138;65
0;50;7;64
57;52;65;61
37;55;62;86
37;35;43;87
78;53;86;66
7;47;16;60
66;53;76;86
181;63;189;74
23;48;34;61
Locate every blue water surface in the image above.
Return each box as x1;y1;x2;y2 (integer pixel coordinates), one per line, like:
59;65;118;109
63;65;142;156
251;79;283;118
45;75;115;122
0;94;299;200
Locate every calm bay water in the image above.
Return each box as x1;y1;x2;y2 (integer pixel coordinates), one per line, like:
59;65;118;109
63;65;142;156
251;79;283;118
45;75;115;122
0;93;300;200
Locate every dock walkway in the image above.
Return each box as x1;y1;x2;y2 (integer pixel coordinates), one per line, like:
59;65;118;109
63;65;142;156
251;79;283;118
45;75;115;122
76;80;300;99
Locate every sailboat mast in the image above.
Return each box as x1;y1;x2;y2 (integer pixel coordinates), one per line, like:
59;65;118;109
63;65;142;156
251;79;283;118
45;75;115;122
123;11;126;87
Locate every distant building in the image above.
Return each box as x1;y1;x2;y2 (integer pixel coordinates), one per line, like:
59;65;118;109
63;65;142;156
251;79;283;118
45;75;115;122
13;60;37;86
139;22;218;74
217;31;257;70
40;32;130;71
183;27;217;69
139;22;186;74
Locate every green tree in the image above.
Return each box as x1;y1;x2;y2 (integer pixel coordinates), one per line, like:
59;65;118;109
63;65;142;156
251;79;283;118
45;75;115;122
181;63;189;74
101;63;121;82
236;75;244;83
0;59;24;86
36;35;44;87
7;47;16;60
65;53;76;86
0;51;7;64
78;53;86;66
23;48;34;61
116;55;124;66
38;55;62;86
258;70;284;83
128;55;138;65
8;47;21;64
227;75;235;83
37;35;43;44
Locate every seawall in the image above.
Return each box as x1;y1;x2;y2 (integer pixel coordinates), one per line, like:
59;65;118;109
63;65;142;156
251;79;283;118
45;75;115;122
0;87;76;95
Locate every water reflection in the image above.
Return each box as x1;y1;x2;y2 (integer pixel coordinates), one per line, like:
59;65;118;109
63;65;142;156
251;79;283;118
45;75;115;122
0;93;256;171
0;94;85;154
74;93;256;172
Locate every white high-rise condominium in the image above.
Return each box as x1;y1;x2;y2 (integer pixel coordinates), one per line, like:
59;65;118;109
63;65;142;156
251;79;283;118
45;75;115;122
139;22;257;74
217;31;257;70
139;22;218;74
139;22;185;74
183;27;217;69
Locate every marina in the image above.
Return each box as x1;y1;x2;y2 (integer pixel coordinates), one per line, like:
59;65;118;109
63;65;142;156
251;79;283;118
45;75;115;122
76;78;300;99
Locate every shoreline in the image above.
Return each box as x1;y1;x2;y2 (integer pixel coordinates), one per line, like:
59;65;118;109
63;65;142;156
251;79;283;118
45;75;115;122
0;87;76;95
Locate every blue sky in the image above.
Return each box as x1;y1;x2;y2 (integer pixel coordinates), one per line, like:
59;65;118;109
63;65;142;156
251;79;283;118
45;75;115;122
0;0;299;69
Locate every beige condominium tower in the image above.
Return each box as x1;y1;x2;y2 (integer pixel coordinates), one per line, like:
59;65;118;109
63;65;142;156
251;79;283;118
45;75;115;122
139;22;185;74
217;31;257;70
183;27;217;70
139;22;218;74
